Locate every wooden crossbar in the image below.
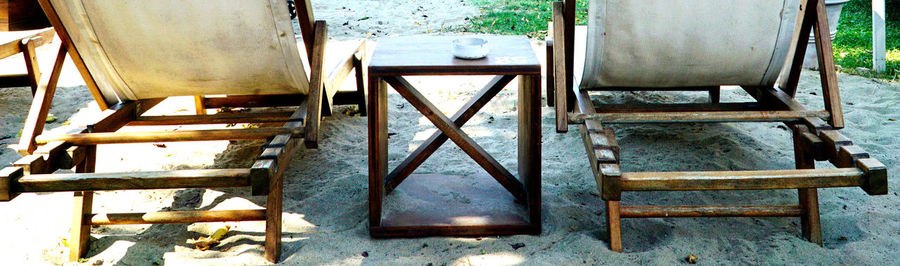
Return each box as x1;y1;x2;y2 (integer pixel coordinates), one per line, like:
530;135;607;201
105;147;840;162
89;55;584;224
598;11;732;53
129;111;296;126
35;127;302;145
620;205;804;218
568;110;830;124
88;210;266;225
15;169;253;192
617;168;865;191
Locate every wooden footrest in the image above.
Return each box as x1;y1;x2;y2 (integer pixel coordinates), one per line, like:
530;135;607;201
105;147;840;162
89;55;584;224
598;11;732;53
88;210;266;225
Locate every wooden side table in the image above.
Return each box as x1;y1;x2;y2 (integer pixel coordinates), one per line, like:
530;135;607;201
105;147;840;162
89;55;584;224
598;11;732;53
367;36;542;237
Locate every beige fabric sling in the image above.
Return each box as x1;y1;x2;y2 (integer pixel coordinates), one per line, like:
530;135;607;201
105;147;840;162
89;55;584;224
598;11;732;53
578;0;801;89
48;0;309;101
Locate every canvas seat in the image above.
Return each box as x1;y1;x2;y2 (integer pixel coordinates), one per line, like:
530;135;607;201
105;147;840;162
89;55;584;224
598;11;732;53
0;0;367;263
546;0;888;252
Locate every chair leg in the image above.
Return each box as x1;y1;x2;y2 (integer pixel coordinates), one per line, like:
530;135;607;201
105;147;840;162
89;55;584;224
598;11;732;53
193;96;206;115
606;200;623;252
20;38;40;96
799;188;822;245
69;146;96;261
353;49;368;116
546;39;555;107
793;126;823;245
264;171;284;263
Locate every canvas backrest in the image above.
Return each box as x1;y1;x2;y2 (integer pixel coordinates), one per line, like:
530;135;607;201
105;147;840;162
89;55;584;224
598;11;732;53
45;0;309;101
579;0;801;89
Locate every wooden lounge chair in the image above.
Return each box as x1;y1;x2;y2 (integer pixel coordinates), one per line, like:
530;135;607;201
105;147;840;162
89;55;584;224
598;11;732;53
0;0;366;262
547;0;888;251
0;27;54;94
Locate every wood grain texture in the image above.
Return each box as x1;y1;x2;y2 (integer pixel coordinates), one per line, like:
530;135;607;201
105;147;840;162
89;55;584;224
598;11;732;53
19;37;39;94
0;167;23;201
858;158;888;195
304;21;328;148
552;2;568;133
69;145;94;262
618;168;865;191
570;110;829;124
620;205;803;218
519;74;542;228
812;0;844;128
35;127;302;145
15;169;253;192
383;76;527;202
368;36;540;76
384;75;514;195
17;45;67;155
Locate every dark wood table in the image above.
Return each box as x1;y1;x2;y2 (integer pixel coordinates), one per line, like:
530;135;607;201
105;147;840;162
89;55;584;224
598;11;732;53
367;36;542;237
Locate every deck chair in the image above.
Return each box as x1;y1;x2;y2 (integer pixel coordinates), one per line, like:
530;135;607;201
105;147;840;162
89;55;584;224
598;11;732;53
547;0;888;251
0;27;54;94
0;0;367;263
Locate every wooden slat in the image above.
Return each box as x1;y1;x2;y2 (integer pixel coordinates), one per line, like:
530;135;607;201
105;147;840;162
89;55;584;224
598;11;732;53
383;76;527;202
835;145;870;168
201;94;305;109
570;110;830;124
17;45;68;155
250;101;308;195
858;158;888;195
14;169;252;192
545;38;554;107
35;127;301;145
605;200;622;252
819;130;852;161
0;167;24;201
13;154;47;175
128;111;294;126
552;1;568;133
89;210;266;225
620;205;803;218
297;0;315;61
812;0;844;128
618;168;865;191
20;37;40;94
0;27;53;59
351;43;368;115
304;21;328;148
594;102;767;113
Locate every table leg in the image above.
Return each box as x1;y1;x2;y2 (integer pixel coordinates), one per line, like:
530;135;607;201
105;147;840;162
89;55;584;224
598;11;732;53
519;74;542;229
368;76;387;228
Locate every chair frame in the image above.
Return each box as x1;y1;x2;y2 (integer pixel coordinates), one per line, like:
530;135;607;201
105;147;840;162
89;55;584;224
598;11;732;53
547;0;887;251
0;27;55;95
0;0;367;263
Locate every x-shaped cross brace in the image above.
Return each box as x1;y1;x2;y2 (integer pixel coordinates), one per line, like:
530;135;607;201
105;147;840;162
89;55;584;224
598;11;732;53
381;75;527;202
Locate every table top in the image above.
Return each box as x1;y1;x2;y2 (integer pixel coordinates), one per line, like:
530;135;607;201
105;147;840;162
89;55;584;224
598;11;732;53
369;35;541;76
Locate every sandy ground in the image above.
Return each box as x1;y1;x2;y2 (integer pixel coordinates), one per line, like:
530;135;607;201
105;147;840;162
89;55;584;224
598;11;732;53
1;0;899;265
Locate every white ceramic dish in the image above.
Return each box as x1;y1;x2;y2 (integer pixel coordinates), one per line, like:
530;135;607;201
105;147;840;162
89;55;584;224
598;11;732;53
452;37;489;59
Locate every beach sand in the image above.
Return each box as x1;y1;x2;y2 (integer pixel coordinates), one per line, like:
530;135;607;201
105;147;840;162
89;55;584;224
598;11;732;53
1;0;898;265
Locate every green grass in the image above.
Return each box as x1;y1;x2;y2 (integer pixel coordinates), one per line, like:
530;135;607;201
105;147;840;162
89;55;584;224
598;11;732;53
462;0;900;80
461;0;587;38
832;0;900;79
